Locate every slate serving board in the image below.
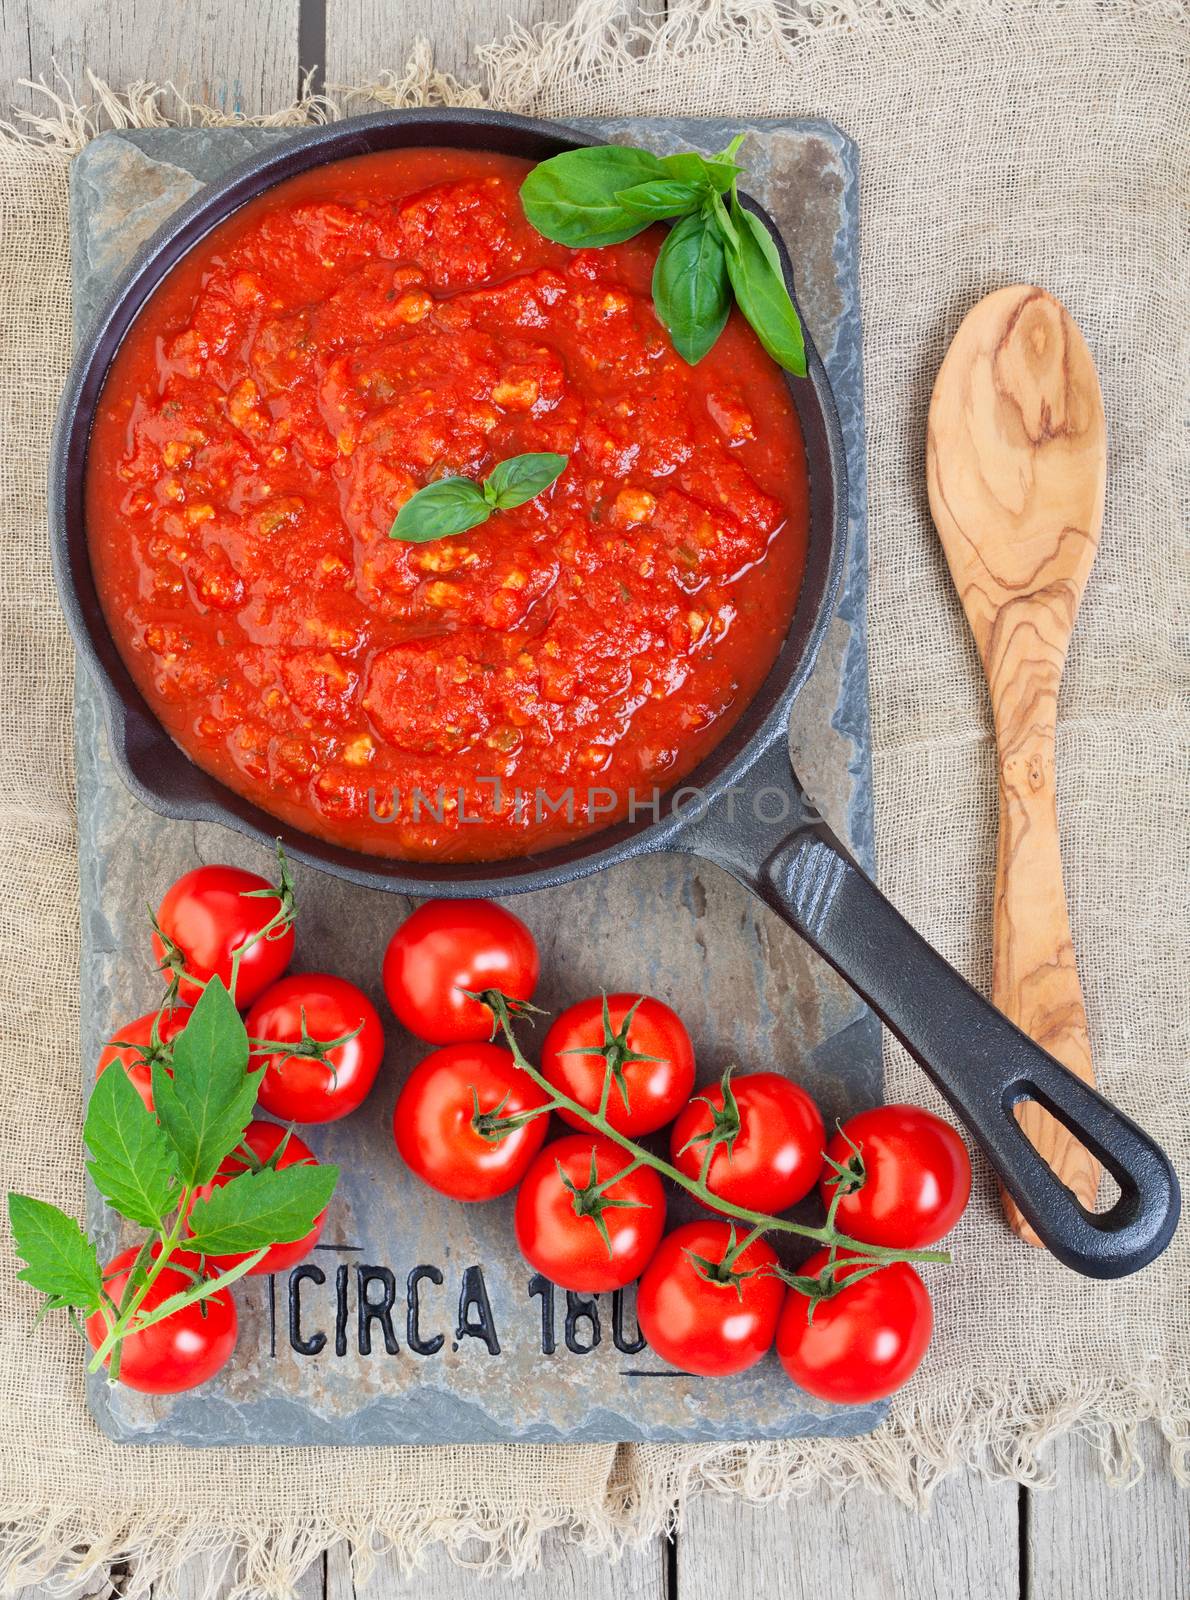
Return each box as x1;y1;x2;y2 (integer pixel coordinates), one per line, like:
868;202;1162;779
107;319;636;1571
70;117;879;1446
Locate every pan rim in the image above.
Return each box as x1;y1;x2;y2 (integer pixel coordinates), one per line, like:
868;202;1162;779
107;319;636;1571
51;107;848;896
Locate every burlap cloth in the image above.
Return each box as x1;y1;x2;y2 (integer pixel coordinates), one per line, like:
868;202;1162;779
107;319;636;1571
1;1;1185;1593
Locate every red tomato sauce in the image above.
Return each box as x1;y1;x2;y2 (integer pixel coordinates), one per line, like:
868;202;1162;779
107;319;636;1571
86;149;809;860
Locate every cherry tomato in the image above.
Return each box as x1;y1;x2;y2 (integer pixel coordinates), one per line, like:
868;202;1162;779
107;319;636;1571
514;1133;666;1293
541;994;696;1137
96;1005;192;1112
85;1245;238;1394
382;899;539;1044
636;1220;784;1376
188;1120;327;1274
776;1248;933;1404
821;1104;972;1249
394;1043;551;1201
248;973;385;1123
153;863;294;1008
670;1072;825;1214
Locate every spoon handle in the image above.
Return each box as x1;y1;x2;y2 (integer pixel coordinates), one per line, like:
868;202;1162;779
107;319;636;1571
993;718;1101;1239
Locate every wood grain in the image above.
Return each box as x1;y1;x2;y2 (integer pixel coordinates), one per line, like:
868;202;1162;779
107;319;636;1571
325;1529;664;1600
166;1551;324;1600
0;0;300;120
327;0;572;86
9;1569;125;1600
1028;1428;1190;1599
680;1471;1019;1600
325;0;647;87
927;285;1105;1241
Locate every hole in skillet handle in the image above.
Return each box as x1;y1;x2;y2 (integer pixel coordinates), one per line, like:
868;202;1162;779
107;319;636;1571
1006;1102;1122;1218
738;821;1181;1280
999;1075;1151;1237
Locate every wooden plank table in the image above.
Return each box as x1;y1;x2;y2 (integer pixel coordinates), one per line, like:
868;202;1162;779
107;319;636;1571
3;2;1178;1594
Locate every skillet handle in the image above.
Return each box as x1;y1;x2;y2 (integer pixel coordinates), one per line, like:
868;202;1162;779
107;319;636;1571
758;821;1180;1279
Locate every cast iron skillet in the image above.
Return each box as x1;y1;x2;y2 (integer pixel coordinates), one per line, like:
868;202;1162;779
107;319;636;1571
51;109;1179;1279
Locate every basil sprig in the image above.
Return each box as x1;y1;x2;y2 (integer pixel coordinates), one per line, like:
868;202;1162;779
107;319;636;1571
389;451;568;544
520;134;807;378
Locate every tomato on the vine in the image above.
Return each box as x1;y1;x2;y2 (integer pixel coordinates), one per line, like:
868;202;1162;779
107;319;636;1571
382;899;539;1044
821;1104;971;1249
541;994;695;1137
248;973;385;1123
776;1248;933;1404
394;1042;551;1201
96;1005;192;1112
152;862;295;1008
85;1245;238;1394
670;1071;824;1214
514;1133;666;1293
188;1120;327;1274
637;1221;784;1376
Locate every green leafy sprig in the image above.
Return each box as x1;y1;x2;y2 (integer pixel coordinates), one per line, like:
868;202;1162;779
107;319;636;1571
389;451;568;545
8;854;338;1383
519;134;807;377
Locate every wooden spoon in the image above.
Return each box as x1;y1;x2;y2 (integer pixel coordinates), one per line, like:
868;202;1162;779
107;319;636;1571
926;285;1105;1242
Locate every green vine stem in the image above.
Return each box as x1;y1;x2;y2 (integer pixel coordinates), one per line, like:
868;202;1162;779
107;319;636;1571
152;839;297;1009
478;989;950;1274
85;1191;267;1375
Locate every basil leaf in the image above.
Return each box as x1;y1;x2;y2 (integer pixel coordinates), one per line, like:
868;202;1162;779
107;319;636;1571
185;1161;339;1255
707;190;740;252
390;478;491;543
8;1193;102;1312
661;149;740;195
153;977;263;1187
516;132;803;379
85;1059;179;1228
482;452;568;510
614;179;704;221
724;201;808;377
520;145;667;246
652;213;731;366
389;456;568;544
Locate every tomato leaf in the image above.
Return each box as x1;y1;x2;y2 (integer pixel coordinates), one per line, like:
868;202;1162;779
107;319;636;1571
389;478;491;543
723;201;808;377
520;145;667;246
482;452;568;510
613;178;704;221
652;213;731;366
84;1060;180;1228
153;977;263;1187
7;1193;102;1312
185;1161;339;1255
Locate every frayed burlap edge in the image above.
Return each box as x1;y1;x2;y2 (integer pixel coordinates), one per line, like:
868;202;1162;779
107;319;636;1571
1;1;1186;1594
4;1380;1186;1595
0;1491;631;1597
6;0;1185;152
2;41;485;155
